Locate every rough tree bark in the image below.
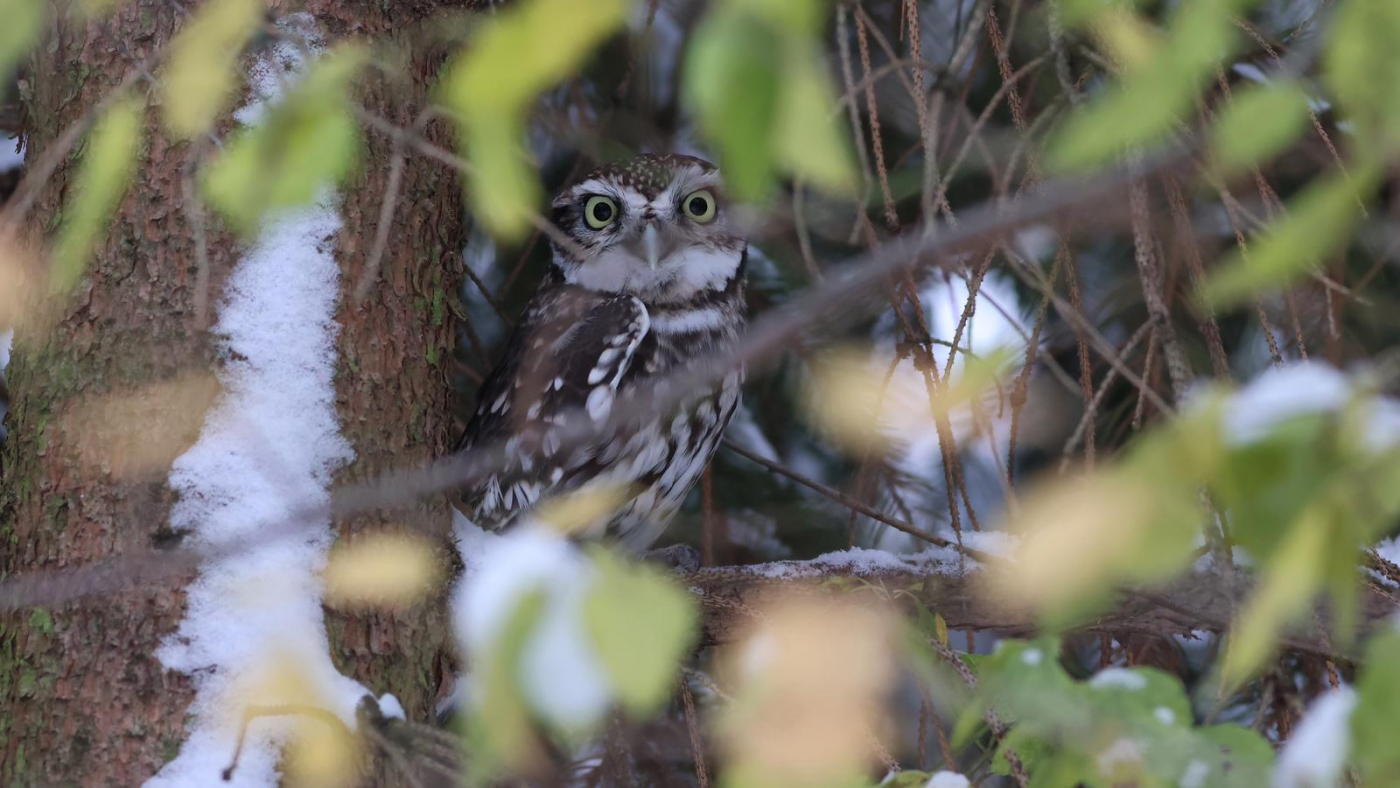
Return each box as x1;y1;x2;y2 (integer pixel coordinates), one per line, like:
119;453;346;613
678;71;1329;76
0;1;467;783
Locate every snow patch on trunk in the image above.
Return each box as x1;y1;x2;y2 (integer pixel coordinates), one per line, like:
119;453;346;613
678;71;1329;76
146;17;373;787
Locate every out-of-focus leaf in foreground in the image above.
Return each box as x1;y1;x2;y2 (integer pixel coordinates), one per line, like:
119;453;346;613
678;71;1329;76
685;0;855;200
161;0;263;139
802;346;1012;454
0;0;42;82
1208;81;1310;174
986;406;1218;627
204;46;366;234
51;97;143;294
584;548;697;717
533;481;636;538
958;638;1275;787
1049;0;1248;170
985;466;1202;627
717;594;897;788
439;0;630;239
240;655;360;788
323;532;440;610
1353;631;1400;782
1202;162;1380;307
1324;0;1400;145
62;372;221;480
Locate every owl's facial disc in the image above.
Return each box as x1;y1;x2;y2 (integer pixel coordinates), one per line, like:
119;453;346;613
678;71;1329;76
550;155;744;302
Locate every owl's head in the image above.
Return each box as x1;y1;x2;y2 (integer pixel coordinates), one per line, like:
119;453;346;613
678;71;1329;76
549;154;745;303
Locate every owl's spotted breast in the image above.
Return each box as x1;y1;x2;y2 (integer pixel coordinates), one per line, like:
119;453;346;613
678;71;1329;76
455;155;745;550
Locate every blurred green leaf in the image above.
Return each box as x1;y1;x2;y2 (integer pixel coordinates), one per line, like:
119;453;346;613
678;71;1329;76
1058;0;1148;28
51;98;143;294
1324;0;1400;145
204;46;365;233
1202;162;1380;307
584;548;697;717
467;589;547;776
966;637;1273;787
440;0;630;239
685;0;854;200
161;0;263;139
1353;631;1400;782
1209;82;1310;173
1221;506;1327;685
775;47;856;194
1050;0;1247;170
0;0;42;81
686;16;781;199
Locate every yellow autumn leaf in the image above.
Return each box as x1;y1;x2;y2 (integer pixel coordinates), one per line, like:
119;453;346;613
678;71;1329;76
717;594;899;788
533;481;636;537
63;372;222;480
803;346;1008;453
237;654;362;788
323;533;439;609
283;715;360;788
1089;6;1161;70
161;0;264;139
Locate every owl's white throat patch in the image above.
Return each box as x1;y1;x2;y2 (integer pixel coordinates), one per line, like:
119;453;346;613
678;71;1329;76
563;244;742;303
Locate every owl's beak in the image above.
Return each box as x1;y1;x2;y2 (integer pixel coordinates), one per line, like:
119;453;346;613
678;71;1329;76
641;224;664;270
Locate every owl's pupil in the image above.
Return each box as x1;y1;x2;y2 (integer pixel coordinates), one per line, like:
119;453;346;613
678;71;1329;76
688;197;706;214
592;203;613;222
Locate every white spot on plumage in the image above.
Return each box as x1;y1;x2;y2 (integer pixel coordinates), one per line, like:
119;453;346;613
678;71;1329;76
587;386;613;422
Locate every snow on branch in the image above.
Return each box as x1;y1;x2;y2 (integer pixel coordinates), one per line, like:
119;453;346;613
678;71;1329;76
686;548;1397;659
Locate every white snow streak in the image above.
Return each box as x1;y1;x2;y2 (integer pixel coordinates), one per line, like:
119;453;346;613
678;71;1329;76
925;771;971;788
146;17;376;788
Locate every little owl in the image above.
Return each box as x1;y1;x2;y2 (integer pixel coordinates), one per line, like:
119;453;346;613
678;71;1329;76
454;153;746;552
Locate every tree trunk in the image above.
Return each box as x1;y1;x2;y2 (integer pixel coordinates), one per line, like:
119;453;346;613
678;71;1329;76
0;1;466;783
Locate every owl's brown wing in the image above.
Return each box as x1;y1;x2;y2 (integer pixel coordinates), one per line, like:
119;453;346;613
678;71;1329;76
454;284;649;526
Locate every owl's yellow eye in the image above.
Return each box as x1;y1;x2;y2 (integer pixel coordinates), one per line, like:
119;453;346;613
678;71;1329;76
682;189;717;224
584;195;619;229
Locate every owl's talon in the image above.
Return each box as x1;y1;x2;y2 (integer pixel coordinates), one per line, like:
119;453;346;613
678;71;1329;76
645;544;702;575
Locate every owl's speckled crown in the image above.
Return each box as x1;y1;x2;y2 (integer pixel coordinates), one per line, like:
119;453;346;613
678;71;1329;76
564;153;717;202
